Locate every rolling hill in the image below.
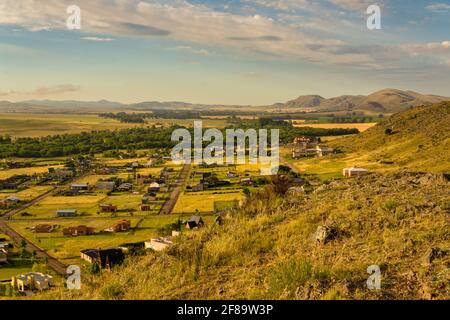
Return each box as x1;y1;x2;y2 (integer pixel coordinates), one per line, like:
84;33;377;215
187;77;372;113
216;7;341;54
278;89;450;113
330;101;450;171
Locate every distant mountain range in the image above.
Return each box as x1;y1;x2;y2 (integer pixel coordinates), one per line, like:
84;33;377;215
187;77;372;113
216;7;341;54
0;89;449;114
274;89;450;113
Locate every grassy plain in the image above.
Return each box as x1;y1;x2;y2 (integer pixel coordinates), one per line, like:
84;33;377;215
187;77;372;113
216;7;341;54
173;191;244;213
292;122;377;132
0;165;63;180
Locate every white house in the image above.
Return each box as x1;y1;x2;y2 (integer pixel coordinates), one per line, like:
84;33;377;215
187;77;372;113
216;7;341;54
12;272;54;292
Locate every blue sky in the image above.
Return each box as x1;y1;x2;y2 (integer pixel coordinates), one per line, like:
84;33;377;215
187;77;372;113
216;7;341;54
0;0;449;104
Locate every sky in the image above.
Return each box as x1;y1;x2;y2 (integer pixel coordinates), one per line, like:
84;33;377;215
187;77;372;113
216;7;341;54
0;0;449;105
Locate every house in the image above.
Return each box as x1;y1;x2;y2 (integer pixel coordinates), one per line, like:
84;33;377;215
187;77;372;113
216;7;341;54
104;220;131;233
185;216;205;229
70;183;89;191
131;161;140;168
293;136;319;147
343;167;369;178
144;237;173;251
148;182;160;193
316;146;335;157
80;248;125;269
100;204;118;213
140;204;151;211
0;248;7;264
227;171;237;178
62;225;95;237
11;272;54;292
32;224;58;233
56;209;77;217
292;148;317;159
240;178;254;186
96;181;116;191
117;183;133;191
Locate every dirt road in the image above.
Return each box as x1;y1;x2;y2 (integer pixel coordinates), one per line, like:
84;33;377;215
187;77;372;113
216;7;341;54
159;163;191;215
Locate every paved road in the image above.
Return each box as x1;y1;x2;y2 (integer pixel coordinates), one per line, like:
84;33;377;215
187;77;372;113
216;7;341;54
0;221;67;275
159;163;191;215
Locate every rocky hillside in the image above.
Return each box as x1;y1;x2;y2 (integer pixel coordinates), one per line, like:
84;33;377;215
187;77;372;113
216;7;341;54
42;172;449;300
279;89;450;113
330;102;450;172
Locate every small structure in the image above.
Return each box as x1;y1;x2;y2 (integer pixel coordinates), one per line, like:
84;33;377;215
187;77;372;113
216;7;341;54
5;196;20;203
117;183;133;191
63;225;95;237
343;167;369;178
56;209;77;217
148;182;160;193
192;182;207;192
294;136;319;147
145;237;173;251
104;220;131;233
292;148;317;159
32;224;58;233
140;204;151;211
70;183;89;191
287;186;305;195
185;216;205;229
316;146;335;157
11;272;54;292
80;248;125;269
100;204;118;213
96;181;116;191
240;178;254;186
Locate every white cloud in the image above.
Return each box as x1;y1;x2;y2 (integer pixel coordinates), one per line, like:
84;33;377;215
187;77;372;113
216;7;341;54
426;3;450;12
81;36;115;42
171;45;211;56
0;84;80;97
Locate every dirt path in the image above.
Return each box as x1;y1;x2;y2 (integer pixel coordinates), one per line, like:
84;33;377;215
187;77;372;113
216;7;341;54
159;163;191;215
0;222;67;275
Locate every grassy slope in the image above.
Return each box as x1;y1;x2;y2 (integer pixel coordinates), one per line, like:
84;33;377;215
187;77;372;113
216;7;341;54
41;172;449;300
329;102;450;172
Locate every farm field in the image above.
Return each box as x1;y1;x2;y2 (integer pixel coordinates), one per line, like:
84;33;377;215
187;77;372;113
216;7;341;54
0;165;63;180
293;122;377;132
0;113;139;138
0;185;53;201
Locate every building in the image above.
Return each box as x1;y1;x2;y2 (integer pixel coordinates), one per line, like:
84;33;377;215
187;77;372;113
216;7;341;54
100;204;118;213
117;183;133;191
11;272;54;292
141;204;151;211
316;146;335;157
292;148;317;159
80;248;125;269
70;183;89;191
53;169;73;179
32;224;58;233
293;136;319;147
240;178;254;186
185;216;205;229
145;237;173;251
343;167;369;178
104;220;131;233
62;225;95;237
148;182;160;193
56;209;77;217
192;182;207;192
96;181;116;191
